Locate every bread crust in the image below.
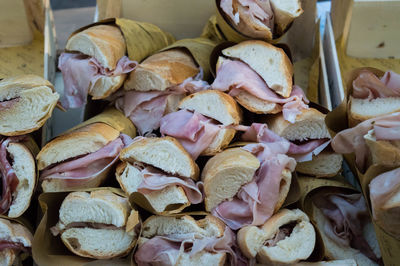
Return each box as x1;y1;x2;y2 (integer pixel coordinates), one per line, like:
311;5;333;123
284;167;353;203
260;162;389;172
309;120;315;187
234;91;282;114
66;25;126;69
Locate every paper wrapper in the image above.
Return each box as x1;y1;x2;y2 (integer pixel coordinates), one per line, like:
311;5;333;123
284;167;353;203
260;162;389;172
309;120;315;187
161;37;218;81
201;15;226;44
33;187;140;266
68;18;175;63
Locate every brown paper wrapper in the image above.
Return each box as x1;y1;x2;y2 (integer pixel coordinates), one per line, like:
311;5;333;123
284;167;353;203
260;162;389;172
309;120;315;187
33;187;140;266
161;38;218;81
129;192;190;216
67;18;175;63
201;15;226;44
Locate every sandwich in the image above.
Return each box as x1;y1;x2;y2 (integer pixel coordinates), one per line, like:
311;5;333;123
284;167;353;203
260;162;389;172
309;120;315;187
116;48;210;135
37;117;134;192
264;108;343;177
202;144;296;230
332;112;400;172
160;90;242;159
348;69;400;127
211;41;308;123
117;137;202;214
0;75;59;136
310;190;382;266
0;136;36;218
369;167;400;240
50;190;139;259
0;218;33;266
135;214;242;265
237;208;316;265
219;0;303;40
297;260;357;266
59;25;137;108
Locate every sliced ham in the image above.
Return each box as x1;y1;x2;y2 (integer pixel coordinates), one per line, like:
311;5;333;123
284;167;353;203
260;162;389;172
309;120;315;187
0;136;26;214
264;222;297;247
313;193;381;263
50;222;121;236
352;70;400;100
59;53;137;109
212;142;296;230
115;77;209;135
211;59;308;123
160;109;221;160
0;241;30;253
0;98;20;111
135;227;245;266
331;112;400;171
135;164;203;204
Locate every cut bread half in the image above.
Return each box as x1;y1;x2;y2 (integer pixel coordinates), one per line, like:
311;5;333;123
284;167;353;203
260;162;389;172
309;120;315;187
270;0;303;34
179;90;242;155
221;40;293;97
120;137;199;180
6;143;36;218
348;96;400;127
0;75;59;136
66;25;126;70
90;74;126;99
116;162;190;214
237;209;315;264
124;49;199;91
234;90;282;114
296;152;343;178
37;123;119;170
364;131;400;167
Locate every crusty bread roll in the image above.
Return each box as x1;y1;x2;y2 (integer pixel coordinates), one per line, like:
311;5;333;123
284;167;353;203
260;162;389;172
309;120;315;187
66;25;127;99
364;131;400;167
233;89;282;114
118;137;200;213
124;49;199;91
138;215;227;265
0;75;59;136
0;218;33;266
178;90;242;155
37;123;120;192
52;190;137;259
237;209;315;265
296;152;343;178
221;40;293;98
270;0;304;35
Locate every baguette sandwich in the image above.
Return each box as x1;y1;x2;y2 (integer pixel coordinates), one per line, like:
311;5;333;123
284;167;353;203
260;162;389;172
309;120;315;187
266;108;343;177
202;145;296;230
219;0;303;40
0;136;36;218
117;137;202;214
116;48;210;135
59;25;137;108
135;214;242;265
211;41;308;123
0;75;59;136
37;122;133;192
0;218;33;266
50;190;138;259
348;69;400;127
238;208;315;265
311;190;382;266
160;90;242;159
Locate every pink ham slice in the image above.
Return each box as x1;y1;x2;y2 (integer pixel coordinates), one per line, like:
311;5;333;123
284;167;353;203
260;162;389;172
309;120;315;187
115;77;210;135
58;53;137;109
313;193;381;264
40;134;131;186
135;227;246;266
135;164;203;204
332;112;400;172
0;136;27;214
211;59;309;123
0;98;20;111
212;142;296;230
352;70;400;100
160;109;221;160
0;240;30;253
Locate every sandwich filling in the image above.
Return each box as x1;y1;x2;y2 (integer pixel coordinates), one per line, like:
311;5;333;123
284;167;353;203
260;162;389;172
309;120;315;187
0;136;26;214
352;70;400;100
58;53;137;109
264;221;297;247
50;222;125;236
40;133;132;186
160;109;222;160
116;73;209;135
0;240;31;254
128;161;203;204
332;112;400;172
313;193;381;263
135;227;245;266
0;97;20;111
212;59;308;123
